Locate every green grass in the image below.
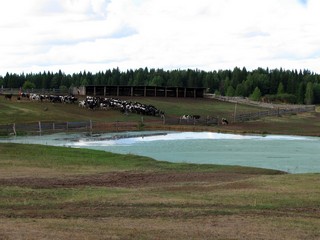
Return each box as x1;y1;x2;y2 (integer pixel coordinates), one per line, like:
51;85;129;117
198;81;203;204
0;97;261;124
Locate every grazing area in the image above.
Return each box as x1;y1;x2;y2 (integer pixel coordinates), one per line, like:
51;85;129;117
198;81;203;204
1;96;320;239
0;96;320;135
0;95;259;124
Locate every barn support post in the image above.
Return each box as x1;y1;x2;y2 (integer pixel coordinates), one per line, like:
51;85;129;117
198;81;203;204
53;122;55;131
66;122;69;131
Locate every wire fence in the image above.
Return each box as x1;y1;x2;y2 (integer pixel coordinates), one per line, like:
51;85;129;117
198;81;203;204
234;105;315;122
0;104;315;136
0;121;91;136
1;88;70;95
0;117;221;136
205;94;316;110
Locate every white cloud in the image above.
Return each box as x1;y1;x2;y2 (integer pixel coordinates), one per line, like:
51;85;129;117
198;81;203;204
0;0;320;75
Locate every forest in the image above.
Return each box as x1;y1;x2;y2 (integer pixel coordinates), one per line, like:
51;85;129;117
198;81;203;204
1;67;320;104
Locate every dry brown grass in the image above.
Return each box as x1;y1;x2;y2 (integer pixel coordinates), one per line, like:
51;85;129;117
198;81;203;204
1;215;319;240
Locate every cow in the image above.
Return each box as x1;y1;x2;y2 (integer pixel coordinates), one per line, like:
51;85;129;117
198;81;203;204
4;94;13;100
180;115;201;120
221;118;229;125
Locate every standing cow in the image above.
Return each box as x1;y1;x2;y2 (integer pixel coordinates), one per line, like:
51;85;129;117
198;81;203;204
4;94;13;100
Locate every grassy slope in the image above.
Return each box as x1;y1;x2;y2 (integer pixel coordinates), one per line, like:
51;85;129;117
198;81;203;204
0;97;261;124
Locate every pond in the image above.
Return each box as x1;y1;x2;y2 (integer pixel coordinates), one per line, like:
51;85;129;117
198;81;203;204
1;131;320;174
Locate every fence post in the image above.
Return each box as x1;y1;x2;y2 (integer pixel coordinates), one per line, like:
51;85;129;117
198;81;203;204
90;120;93;132
233;102;237;123
38;121;42;135
53;122;55;131
13;123;16;136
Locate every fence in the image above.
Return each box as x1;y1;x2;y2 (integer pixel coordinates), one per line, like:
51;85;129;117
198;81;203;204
1;88;70;95
205;94;316;110
0;121;93;136
0;117;220;136
0;121;145;136
234;105;315;122
0;103;316;136
164;116;219;126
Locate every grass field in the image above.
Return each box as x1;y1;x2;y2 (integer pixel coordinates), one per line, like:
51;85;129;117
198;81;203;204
1;96;320;239
0;96;262;124
1;96;320;135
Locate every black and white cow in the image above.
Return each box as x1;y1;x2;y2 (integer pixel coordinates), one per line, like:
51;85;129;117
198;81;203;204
221;118;229;125
180;115;201;120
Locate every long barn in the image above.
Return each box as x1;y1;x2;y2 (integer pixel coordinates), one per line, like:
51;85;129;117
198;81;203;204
85;86;206;98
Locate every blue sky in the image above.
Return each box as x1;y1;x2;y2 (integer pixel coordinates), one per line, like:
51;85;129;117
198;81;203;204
299;0;308;5
0;0;320;75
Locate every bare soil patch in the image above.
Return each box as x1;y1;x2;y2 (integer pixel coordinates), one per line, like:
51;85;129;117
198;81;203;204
0;171;255;188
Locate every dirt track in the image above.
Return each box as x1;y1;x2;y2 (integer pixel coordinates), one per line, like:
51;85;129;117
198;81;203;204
0;171;255;188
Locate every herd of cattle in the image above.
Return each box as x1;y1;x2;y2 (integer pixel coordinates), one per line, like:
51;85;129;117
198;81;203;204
79;96;164;117
3;93;227;124
4;93;164;117
4;92;78;103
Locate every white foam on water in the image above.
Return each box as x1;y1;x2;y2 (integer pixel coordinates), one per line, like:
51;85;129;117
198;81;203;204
66;131;312;147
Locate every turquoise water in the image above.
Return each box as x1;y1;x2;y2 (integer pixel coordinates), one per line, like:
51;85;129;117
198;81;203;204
1;131;319;173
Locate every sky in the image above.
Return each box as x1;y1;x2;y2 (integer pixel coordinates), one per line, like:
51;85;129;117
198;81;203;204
0;0;320;75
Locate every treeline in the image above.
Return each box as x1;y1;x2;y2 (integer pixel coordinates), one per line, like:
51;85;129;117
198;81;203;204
1;67;320;104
